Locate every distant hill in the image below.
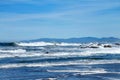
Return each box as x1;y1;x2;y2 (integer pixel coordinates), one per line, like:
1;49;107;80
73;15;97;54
24;37;120;43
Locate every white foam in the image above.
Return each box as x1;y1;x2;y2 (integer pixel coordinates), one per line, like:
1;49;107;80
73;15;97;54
17;42;81;47
0;47;120;59
43;47;120;57
47;68;106;74
17;42;54;46
0;49;26;53
0;60;120;69
57;42;81;46
49;69;107;75
0;52;43;58
84;47;120;55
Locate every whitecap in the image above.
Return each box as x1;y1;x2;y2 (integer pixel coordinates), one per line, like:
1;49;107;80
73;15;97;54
17;42;81;47
0;47;120;59
17;42;54;46
0;49;26;53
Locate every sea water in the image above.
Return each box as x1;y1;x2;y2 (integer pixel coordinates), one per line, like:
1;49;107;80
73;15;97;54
0;42;120;80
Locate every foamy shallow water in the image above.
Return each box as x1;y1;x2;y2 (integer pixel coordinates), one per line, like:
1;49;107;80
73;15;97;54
0;42;120;80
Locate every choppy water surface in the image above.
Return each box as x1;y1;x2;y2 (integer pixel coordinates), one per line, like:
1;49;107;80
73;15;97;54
0;42;120;80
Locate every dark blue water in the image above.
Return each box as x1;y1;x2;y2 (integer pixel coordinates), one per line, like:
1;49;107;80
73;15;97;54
0;42;120;80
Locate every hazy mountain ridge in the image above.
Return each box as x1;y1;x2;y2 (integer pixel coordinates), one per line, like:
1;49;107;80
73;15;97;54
24;37;120;43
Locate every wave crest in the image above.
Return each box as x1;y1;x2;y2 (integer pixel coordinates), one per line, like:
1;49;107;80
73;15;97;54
0;42;17;46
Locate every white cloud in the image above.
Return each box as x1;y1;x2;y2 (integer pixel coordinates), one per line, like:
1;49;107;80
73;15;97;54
0;12;65;21
0;0;119;23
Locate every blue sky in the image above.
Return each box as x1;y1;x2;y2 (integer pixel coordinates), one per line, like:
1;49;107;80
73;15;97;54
0;0;120;41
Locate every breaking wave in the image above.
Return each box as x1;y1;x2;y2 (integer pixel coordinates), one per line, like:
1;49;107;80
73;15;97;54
0;41;120;80
17;42;81;46
0;47;120;59
0;42;18;46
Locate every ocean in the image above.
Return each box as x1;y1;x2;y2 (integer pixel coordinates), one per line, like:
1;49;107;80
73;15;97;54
0;42;120;80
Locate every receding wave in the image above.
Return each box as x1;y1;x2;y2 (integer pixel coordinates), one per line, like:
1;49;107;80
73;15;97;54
0;49;26;53
0;60;120;69
47;68;107;75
